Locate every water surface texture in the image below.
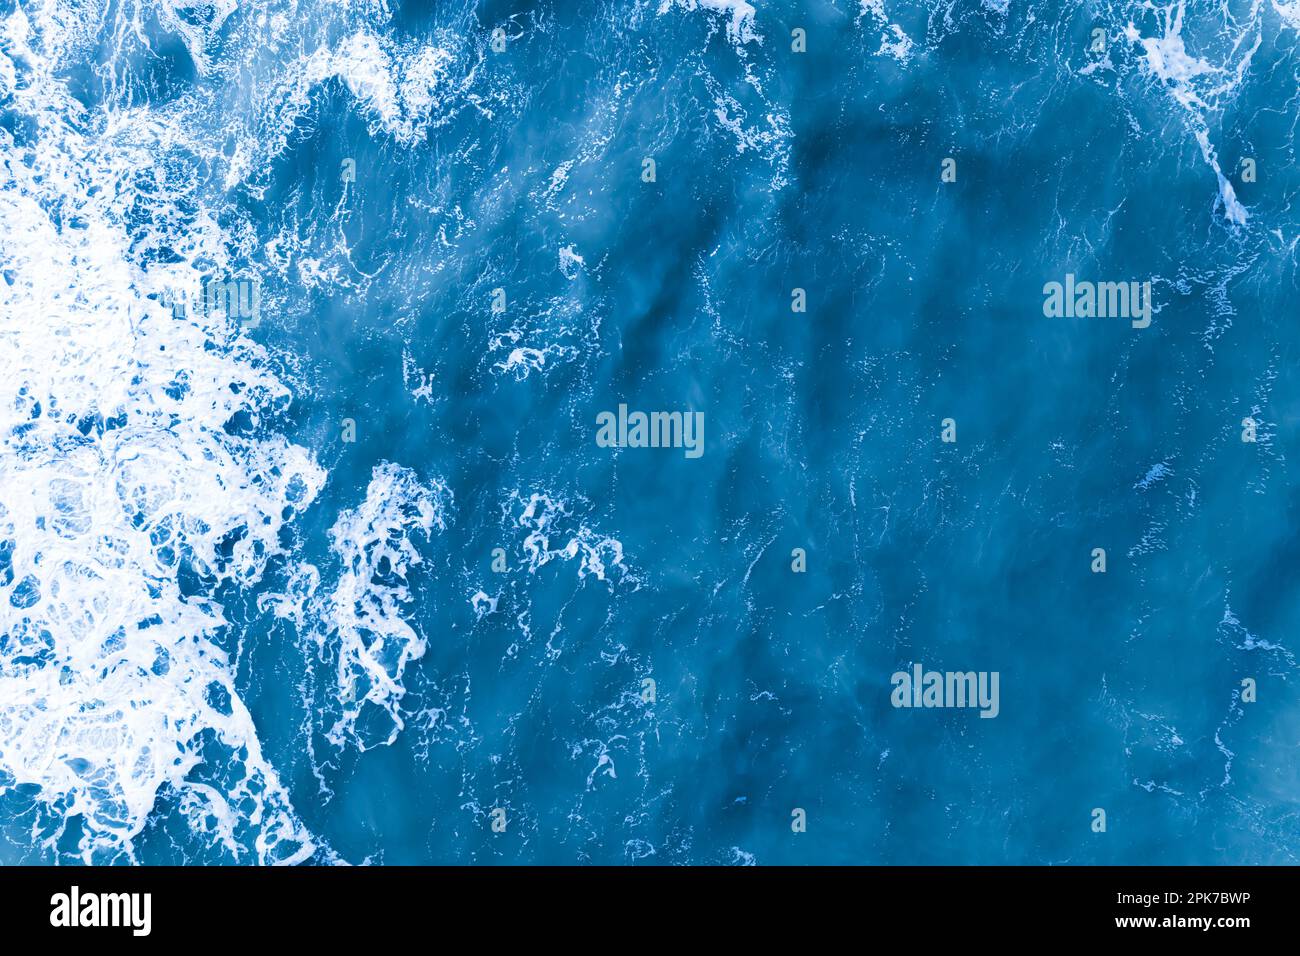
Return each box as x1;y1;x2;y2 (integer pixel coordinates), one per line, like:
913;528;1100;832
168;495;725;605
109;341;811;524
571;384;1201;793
1;0;1298;865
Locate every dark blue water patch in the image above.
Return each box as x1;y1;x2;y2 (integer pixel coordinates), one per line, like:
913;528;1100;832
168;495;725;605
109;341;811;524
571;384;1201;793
8;574;40;609
234;1;1297;864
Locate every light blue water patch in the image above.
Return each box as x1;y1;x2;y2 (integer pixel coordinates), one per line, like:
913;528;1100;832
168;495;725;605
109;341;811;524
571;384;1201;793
0;0;1298;865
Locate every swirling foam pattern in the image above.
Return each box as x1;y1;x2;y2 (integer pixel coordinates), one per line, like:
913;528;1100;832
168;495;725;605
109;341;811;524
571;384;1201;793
1;0;1298;864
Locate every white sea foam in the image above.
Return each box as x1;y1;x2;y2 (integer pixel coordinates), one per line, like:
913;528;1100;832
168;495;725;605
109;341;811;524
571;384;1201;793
709;82;794;167
402;350;436;407
264;28;483;154
877;24;914;63
494;344;559;378
317;464;451;751
469;590;498;620
658;0;791;189
259;464;453;759
156;0;240;76
215;17;509;205
559;244;586;280
857;0;915;63
1124;1;1260;225
489;317;581;380
0;7;324;862
514;492;630;585
659;0;759;46
1276;1;1300;30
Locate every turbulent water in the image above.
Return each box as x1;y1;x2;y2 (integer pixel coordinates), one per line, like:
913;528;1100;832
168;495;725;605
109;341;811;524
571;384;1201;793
0;0;1297;865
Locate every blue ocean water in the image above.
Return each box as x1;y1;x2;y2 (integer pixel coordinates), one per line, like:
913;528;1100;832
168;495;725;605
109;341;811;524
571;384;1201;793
1;0;1298;865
